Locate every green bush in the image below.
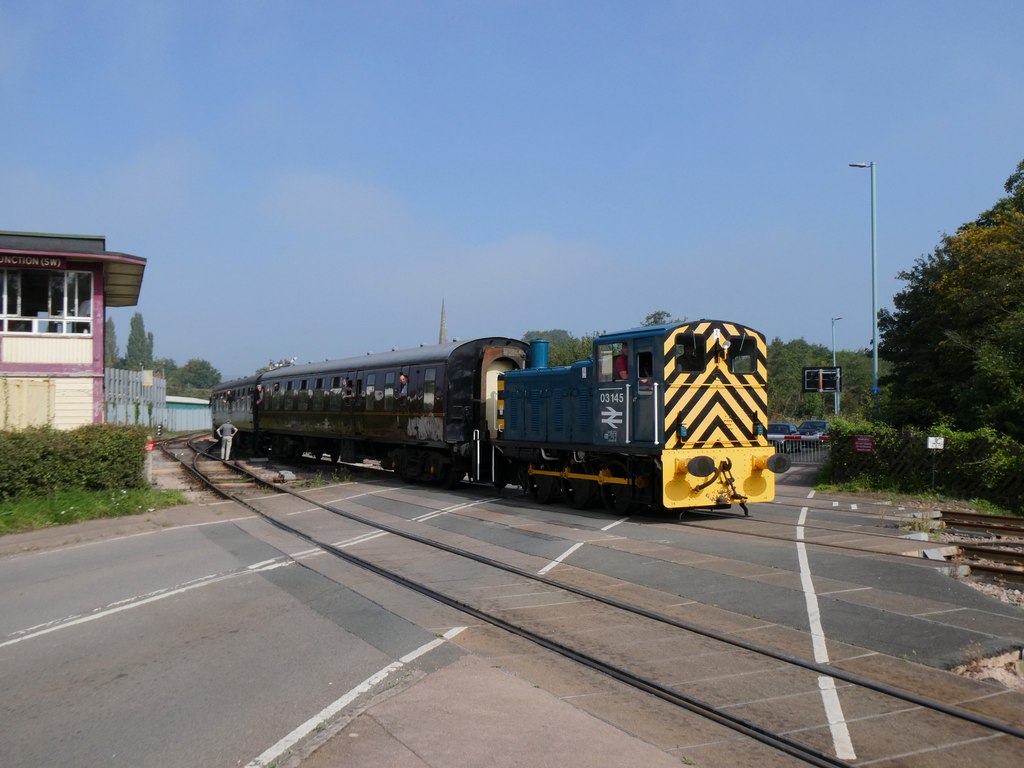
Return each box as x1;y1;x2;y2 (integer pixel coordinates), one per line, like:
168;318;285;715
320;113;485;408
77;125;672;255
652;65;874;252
827;418;1024;512
0;425;150;501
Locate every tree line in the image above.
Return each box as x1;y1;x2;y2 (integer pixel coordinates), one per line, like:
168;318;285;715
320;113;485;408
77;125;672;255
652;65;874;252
523;157;1024;445
105;313;221;399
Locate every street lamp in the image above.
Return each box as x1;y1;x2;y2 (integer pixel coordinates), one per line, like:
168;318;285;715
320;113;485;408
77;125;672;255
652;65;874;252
831;316;843;415
849;161;879;417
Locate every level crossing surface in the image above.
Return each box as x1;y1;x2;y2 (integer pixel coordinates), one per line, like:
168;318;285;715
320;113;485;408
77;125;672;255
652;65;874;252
1;466;1021;767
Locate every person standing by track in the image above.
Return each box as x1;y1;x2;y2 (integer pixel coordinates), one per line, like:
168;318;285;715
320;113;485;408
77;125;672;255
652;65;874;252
217;419;238;461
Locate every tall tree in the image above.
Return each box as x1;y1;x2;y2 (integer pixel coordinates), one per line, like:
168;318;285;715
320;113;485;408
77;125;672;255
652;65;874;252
124;312;154;369
104;317;119;367
878;158;1024;439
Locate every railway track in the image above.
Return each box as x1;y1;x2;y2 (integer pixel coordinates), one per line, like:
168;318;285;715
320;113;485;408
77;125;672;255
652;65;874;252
941;510;1024;584
162;437;1024;766
770;491;1024;586
941;509;1024;537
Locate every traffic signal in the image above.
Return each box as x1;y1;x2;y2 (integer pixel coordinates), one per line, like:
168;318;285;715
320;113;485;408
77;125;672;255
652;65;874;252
802;367;841;393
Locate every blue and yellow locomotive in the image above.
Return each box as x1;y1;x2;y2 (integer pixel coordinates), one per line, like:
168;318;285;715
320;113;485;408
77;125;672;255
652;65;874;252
497;320;790;513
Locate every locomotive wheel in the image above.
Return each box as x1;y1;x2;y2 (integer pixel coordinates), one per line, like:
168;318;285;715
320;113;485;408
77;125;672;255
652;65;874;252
436;462;463;490
395;450;420;483
564;477;597;509
518;465;537;497
535;474;561;504
492;458;510;490
599;461;633;514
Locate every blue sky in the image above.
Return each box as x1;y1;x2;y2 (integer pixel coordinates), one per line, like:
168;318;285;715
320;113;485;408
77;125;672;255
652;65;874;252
2;1;1021;379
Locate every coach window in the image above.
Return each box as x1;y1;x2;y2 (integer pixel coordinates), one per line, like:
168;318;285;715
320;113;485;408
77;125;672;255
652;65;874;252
383;372;395;410
423;368;436;409
365;374;376;411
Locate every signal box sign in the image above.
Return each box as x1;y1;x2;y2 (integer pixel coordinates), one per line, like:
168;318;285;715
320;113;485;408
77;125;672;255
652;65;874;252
803;366;841;393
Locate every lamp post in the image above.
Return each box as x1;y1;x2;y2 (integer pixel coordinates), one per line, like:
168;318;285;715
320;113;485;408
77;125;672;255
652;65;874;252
831;316;843;415
849;161;878;418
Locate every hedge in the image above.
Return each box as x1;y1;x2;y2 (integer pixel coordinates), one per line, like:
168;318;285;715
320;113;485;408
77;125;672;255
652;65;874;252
0;425;150;501
827;418;1024;513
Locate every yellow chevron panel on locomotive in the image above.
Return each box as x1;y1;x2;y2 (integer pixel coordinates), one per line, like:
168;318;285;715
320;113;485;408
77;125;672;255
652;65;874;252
658;320;789;511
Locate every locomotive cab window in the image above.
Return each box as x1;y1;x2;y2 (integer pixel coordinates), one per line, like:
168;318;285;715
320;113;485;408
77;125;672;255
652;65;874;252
674;333;705;373
728;335;756;374
597;343;629;382
638;351;653;391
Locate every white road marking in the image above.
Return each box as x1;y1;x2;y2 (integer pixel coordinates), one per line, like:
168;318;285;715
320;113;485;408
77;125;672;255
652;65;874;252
413;498;501;523
538;542;585;575
796;506;857;760
601;516;629;531
4;515;257;560
1;560;290;649
245;627;468;768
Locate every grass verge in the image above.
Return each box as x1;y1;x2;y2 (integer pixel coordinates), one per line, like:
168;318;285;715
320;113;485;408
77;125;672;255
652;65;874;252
0;488;190;536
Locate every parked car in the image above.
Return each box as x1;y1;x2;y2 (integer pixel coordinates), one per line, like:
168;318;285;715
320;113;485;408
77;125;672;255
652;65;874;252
798;419;831;437
767;422;802;452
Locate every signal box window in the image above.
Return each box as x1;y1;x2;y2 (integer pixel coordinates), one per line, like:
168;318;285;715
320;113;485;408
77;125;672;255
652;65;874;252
1;269;93;334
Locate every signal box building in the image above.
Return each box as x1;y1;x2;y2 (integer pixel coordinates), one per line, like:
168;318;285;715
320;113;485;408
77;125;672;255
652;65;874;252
0;231;146;429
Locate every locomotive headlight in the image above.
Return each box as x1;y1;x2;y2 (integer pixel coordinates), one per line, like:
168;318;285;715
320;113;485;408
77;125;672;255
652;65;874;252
754;454;791;473
687;456;716;477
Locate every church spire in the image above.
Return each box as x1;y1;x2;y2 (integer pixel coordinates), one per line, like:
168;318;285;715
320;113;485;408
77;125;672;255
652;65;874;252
438;299;448;344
